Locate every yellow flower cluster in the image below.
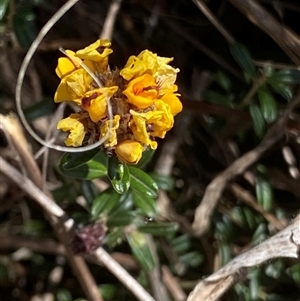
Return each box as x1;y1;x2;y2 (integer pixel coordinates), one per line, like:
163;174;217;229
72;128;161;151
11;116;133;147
55;40;182;164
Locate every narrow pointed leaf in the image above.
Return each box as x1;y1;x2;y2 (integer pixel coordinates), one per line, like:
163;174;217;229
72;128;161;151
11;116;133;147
249;104;266;138
127;231;155;272
0;0;9;21
138;222;178;236
107;210;135;227
91;188;122;219
257;87;277;123
271;69;300;84
59;150;107;180
132;191;157;218
128;166;158;198
255;178;273;211
60;149;101;169
13;7;37;49
267;78;293;100
107;157;130;194
230;42;255;79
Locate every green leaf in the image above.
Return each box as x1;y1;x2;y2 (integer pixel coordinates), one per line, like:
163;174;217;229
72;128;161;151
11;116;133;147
107;210;135;227
271;69;300;84
179;251;204;268
257;87;277;123
13;7;37;49
23;98;56;121
138;222;178;236
149;173;174;191
136;149;155;168
91;188;122;220
252;223;267;245
286;263;300;284
59;150;107;180
127;231;155;272
107;157;130;194
105;227;123;246
215;70;232;92
128;166;158;198
99;284;117;300
249;104;266;138
170;234;191;253
265;261;284;279
80;180;98;206
0;0;9;21
132;191;157;218
255;178;273;211
230;42;255;80
60;149;100;169
243;207;257;230
219;243;231;265
267;77;293;100
109;190;133;213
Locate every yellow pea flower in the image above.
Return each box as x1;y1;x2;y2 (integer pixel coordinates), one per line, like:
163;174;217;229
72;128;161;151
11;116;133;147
120;50;179;92
120;56;149;81
160;92;182;116
57;113;86;147
129;114;158;149
81;86;118;122
100;115;120;148
123;74;158;108
54;69;93;105
130;99;174;139
115;140;143;164
75;39;113;71
54;39;182;165
55;50;82;79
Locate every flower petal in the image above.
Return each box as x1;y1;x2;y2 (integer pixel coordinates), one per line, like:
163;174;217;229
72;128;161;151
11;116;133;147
123;74;158;108
54;69;92;104
57;113;86;147
75;39;113;63
100;115;120;147
161;92;182;116
115;140;143;164
55;50;82;79
82;86;118;122
129;114;157;149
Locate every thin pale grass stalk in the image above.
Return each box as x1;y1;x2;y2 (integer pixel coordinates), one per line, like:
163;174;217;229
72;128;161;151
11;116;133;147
192;0;235;44
100;0;123;40
15;0;113;153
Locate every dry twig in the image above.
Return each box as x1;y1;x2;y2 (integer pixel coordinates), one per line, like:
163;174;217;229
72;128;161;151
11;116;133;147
187;214;300;301
229;0;300;65
100;0;123;40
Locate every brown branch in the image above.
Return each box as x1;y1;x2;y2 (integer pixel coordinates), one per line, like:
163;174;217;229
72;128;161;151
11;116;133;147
229;0;300;65
187;214;300;301
0;235;139;271
192;88;300;236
